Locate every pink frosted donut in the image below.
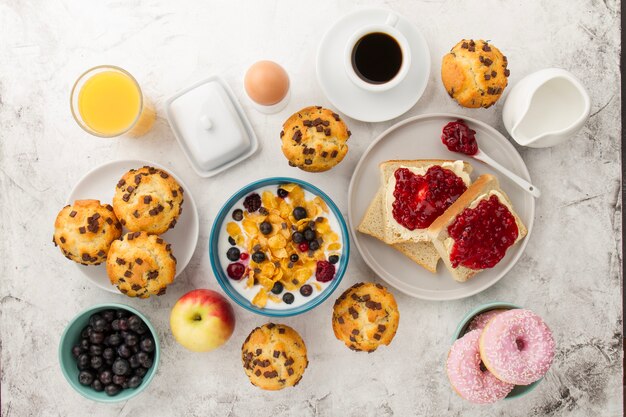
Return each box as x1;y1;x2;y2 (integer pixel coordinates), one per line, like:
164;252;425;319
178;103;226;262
467;309;507;332
446;330;514;404
479;309;555;385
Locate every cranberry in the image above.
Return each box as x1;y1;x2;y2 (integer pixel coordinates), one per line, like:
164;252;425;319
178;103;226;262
239;252;249;260
298;242;309;252
448;195;519;270
243;193;262;212
226;262;246;280
441;119;478;156
392;166;467;230
315;260;335;282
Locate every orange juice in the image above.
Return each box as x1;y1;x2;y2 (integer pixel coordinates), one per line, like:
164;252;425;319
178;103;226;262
72;66;155;137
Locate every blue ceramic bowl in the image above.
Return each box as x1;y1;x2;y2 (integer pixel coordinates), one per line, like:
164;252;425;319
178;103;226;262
58;303;160;403
209;177;350;317
452;301;541;399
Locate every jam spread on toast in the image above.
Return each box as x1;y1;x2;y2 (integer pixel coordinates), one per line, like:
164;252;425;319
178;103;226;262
448;195;518;269
392;166;467;230
441;120;478;156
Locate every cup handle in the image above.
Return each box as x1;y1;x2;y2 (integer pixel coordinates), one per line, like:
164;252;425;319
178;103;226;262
385;13;399;27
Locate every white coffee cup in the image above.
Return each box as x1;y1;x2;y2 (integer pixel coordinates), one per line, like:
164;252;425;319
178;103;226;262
344;12;411;92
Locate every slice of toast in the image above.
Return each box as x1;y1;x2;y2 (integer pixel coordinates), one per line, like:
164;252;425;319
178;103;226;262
427;174;528;282
380;160;473;244
357;188;440;273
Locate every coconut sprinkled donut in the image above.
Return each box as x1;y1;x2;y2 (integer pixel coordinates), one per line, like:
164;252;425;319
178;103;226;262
467;309;506;332
446;330;514;404
479;309;555;385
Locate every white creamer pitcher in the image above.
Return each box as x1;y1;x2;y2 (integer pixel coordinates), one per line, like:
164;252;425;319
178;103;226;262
502;68;590;148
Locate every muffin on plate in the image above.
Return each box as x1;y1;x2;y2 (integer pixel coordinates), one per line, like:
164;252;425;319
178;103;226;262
53;199;122;265
332;282;400;352
106;232;176;298
280;106;351;172
441;39;510;108
113;166;184;235
241;323;308;390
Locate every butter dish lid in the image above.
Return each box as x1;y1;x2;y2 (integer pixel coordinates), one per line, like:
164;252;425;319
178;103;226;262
165;76;259;177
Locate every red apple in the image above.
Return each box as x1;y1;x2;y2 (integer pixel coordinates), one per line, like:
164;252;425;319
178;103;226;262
170;289;235;352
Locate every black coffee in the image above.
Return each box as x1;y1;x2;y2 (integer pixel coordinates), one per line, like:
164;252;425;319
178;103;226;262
352;32;403;84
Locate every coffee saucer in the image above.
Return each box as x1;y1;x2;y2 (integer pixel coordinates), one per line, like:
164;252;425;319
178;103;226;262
316;8;430;123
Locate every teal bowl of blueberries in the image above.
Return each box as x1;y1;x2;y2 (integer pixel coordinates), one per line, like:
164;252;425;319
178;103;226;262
58;303;159;402
209;177;350;317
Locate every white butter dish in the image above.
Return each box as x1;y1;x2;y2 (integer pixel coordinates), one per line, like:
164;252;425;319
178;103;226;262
166;76;259;177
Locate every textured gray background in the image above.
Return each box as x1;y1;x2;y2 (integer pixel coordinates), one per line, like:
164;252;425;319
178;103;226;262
0;0;622;416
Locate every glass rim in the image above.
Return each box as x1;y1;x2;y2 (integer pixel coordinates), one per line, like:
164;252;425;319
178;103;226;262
70;65;144;138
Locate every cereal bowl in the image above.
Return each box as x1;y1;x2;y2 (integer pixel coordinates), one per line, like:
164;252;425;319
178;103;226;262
58;303;160;403
209;177;350;317
452;301;541;399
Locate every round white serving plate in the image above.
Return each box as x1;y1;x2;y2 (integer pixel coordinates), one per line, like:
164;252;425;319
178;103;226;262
66;159;200;293
316;7;430;123
348;113;535;300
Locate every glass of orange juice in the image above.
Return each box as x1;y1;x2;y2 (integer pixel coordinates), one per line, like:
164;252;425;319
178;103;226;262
70;65;156;138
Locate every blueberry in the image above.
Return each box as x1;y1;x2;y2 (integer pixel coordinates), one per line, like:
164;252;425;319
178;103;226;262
228;236;236;246
290;254;299;262
271;282;283;295
140;338;155;353
232;209;244;221
117;344;132;359
80;338;90;351
300;285;313;297
127;375;143;389
328;255;339;264
135;323;148;335
72;345;83;358
226;247;241;262
112;374;126;386
292;232;304;244
134;367;148;377
78;370;94;386
101;310;116;322
303;229;316;241
282;292;295;304
118;318;129;331
115;310;129;319
309;240;320;251
112;358;130;376
103;347;115;361
251;251;265;263
277;188;288;198
93;317;109;333
91;379;104;392
90;356;103;370
128;315;142;332
129;354;141;369
89;344;103;356
99;370;113;385
125;333;138;347
140;355;153;369
111;319;121;331
259;222;272;235
77;353;90;370
81;326;91;339
89;314;102;328
293;207;307;220
105;384;122;396
108;333;122;346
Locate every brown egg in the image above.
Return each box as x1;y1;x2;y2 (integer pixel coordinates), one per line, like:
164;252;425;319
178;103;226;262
244;61;290;106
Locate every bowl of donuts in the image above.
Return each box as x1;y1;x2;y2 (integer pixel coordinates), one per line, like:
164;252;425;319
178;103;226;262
446;302;556;404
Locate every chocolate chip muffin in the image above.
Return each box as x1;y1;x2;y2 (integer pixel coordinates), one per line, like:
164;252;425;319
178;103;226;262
106;232;176;298
53;200;122;265
332;282;400;352
113;166;184;235
280;106;351;172
241;323;308;390
441;39;510;108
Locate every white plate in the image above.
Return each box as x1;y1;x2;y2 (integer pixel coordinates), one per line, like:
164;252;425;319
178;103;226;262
67;159;200;293
316;8;430;123
348;114;535;300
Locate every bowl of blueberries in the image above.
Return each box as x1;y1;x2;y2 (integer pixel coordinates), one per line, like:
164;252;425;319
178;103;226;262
58;303;159;402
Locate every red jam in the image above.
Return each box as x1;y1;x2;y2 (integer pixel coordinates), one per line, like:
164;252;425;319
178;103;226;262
448;195;519;269
441;120;478;156
392;166;467;230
